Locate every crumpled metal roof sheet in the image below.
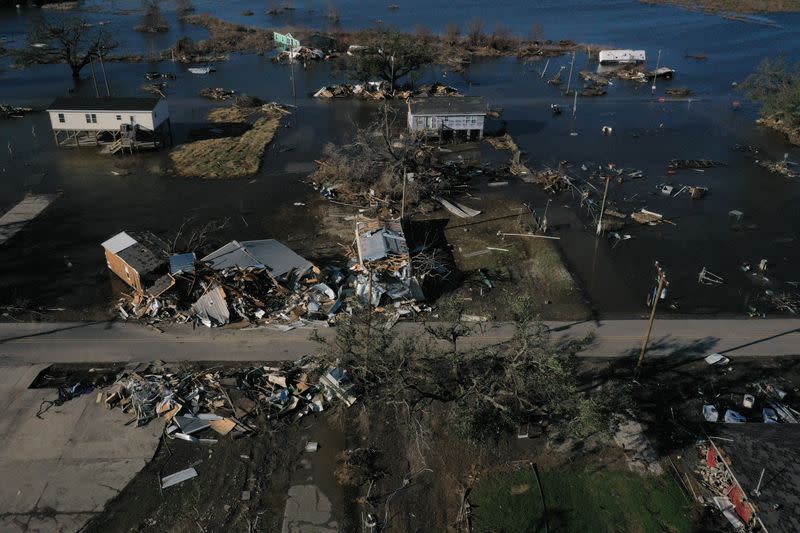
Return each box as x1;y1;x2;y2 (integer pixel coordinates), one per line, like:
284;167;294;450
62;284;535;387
201;239;312;278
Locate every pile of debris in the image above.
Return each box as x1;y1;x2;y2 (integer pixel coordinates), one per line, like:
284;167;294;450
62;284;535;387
578;70;610;86
665;87;692;97
141;82;167;97
668;159;724;170
757;158;799;178
132;243;339;329
273;46;326;64
97;360;357;454
485;134;530;176
351;218;425;311
145;71;176;81
0;104;33;119
631;209;665;225
313;81;460;101
610;65;675;84
199;87;236;100
105;223;432;329
531;167;570;194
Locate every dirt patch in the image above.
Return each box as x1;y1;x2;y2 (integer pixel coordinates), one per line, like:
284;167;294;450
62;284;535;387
83;416;305;533
169;106;286;179
435;200;590;321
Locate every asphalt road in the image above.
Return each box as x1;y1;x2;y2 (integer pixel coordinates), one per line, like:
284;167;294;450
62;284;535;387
1;318;799;364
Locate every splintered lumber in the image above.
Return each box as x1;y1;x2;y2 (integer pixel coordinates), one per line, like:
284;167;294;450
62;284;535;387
631;209;663;225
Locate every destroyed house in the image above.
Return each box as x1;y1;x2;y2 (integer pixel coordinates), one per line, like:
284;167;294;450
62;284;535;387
407;96;486;141
102;231;168;292
355;218;424;304
705;425;800;532
46;96;172;152
201;239;312;281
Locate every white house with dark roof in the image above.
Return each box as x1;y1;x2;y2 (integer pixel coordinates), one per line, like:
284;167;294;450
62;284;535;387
46;97;172;152
407;96;487;141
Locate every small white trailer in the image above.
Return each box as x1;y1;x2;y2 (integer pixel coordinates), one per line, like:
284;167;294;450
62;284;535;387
598;50;646;64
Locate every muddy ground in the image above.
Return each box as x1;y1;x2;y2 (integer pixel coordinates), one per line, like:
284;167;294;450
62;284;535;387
72;352;800;532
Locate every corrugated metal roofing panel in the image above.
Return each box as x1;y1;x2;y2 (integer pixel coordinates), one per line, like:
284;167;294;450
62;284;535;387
201;239;312;278
170;252;196;275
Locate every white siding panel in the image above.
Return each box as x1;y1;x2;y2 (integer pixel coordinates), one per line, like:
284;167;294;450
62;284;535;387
49;110;157;131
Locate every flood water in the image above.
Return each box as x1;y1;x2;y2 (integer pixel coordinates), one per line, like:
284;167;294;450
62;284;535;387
1;0;799;318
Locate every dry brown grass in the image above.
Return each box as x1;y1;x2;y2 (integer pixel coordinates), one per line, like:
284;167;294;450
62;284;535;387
640;0;800;12
170;108;284;179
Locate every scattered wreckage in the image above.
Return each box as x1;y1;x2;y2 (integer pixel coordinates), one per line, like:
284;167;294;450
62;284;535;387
105;220;431;329
199;87;236;100
313;81;460;100
33;359;360;488
273;46;328;64
0;104;33;119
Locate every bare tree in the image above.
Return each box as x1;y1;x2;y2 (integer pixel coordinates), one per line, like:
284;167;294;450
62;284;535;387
136;0;169;33
176;0;195;18
529;22;545;43
21;16;118;79
443;22;461;46
466;17;485;47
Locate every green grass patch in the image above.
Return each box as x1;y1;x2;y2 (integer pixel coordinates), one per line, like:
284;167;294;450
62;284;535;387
471;468;693;533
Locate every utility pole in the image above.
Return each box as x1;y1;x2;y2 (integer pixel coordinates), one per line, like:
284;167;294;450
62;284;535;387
565;51;575;95
89;56;100;97
596;175;611;236
289;47;296;126
97;48;111;96
572;89;578;119
400;164;407;219
637;261;668;368
651;49;661;94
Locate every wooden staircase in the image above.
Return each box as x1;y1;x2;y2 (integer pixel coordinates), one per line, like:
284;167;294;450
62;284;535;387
109;138;124;154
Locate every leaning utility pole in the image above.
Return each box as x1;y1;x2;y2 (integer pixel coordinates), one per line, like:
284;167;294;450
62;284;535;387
596;175;611;236
637;261;668;368
565;51;575;95
88;56;100;97
97;48;111;96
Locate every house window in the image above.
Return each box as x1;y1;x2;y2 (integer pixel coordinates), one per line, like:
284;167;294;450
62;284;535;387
58;113;65;123
130;116;135;123
85;114;91;123
116;115;122;120
91;114;97;123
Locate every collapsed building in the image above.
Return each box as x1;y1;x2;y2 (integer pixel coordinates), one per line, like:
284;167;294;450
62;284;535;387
699;425;800;532
104;221;433;328
353;218;425;307
102;231;172;293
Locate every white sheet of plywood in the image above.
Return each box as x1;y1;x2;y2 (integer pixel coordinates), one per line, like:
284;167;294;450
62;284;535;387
0;193;60;245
